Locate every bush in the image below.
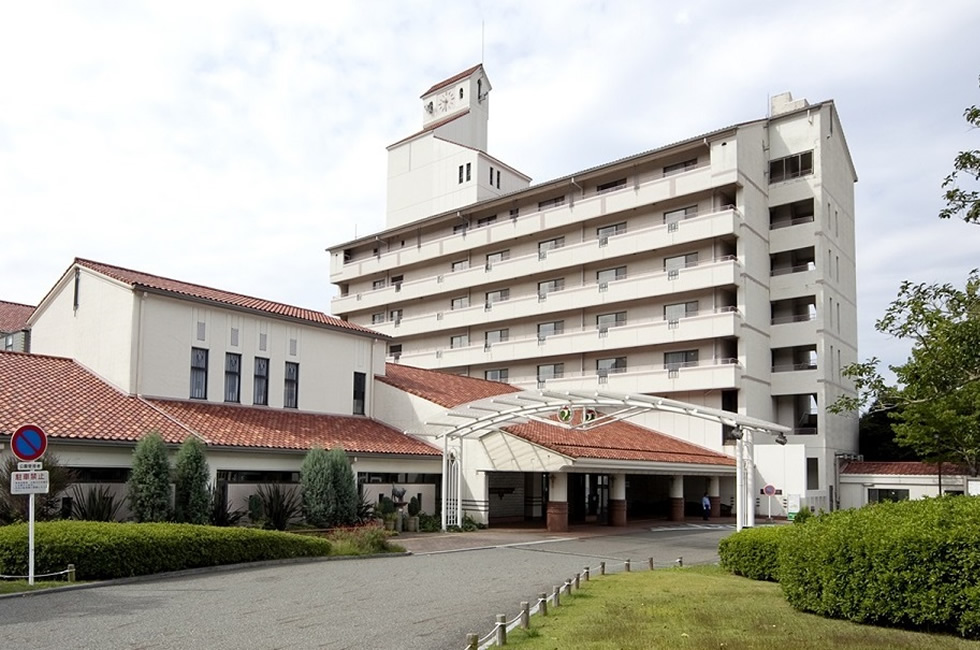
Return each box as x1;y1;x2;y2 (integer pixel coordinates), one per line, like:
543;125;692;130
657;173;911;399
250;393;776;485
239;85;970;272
408;496;421;517
255;483;301;530
325;525;404;555
326;447;357;527
173;438;210;525
718;525;797;581
418;511;441;532
792;505;814;524
0;521;330;580
300;447;331;528
779;496;980;639
127;432;172;522
71;485;123;522
209;484;244;527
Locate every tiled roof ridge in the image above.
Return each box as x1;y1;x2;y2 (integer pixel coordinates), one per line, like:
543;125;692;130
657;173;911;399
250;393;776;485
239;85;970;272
73;258;380;336
137;396;210;444
0;299;36;309
421;64;483;97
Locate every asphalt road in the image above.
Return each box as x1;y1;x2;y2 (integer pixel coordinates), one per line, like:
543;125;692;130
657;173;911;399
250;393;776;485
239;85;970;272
0;525;733;650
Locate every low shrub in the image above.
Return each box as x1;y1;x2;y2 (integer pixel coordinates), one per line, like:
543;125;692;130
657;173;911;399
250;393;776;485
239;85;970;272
418;511;441;532
779;496;980;639
326;524;404;555
70;485;124;522
718;525;796;581
0;520;330;581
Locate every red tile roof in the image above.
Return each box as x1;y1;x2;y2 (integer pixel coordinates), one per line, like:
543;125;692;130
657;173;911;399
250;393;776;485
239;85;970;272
505;415;736;466
0;351;437;456
72;258;382;337
387;109;471;150
0;301;34;333
841;460;969;476
146;399;439;456
379;363;521;408
0;351;190;444
421;64;483;97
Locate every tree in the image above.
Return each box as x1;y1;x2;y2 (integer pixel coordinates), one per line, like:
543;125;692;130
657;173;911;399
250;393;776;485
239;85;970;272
939;75;980;224
173;437;210;524
832;271;980;475
300;447;331;528
858;402;921;462
326;447;357;527
127;432;172;522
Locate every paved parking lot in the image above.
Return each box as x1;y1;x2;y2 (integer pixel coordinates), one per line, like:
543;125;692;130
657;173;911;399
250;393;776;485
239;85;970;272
0;522;735;649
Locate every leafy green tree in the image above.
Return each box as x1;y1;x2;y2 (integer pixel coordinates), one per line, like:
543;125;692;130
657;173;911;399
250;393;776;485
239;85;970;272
858;401;921;462
326;447;357;527
300;447;331;528
832;272;980;475
173;437;210;524
939;75;980;224
127;432;172;522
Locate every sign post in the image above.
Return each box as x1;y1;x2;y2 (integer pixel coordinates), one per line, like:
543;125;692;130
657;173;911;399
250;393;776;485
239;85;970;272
763;484;776;520
10;425;49;585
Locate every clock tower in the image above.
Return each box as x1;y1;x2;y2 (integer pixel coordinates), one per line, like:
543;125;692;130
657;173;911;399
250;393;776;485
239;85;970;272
419;63;491;152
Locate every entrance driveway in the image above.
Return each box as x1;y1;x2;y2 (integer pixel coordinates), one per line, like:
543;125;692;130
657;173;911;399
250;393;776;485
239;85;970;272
0;521;736;649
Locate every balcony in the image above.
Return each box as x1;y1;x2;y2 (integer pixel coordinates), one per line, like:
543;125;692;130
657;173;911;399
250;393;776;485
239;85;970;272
330;165;736;284
770;313;818;348
366;258;741;338
502;358;742;394
393;307;741;367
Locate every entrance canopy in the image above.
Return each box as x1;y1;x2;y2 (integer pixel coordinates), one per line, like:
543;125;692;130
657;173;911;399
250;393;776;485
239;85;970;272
426;389;790;440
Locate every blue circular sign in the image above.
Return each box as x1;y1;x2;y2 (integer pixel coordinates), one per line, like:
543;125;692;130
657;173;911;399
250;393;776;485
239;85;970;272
11;425;47;462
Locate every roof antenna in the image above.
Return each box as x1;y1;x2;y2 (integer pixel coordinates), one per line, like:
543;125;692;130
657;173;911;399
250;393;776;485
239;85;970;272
481;20;485;64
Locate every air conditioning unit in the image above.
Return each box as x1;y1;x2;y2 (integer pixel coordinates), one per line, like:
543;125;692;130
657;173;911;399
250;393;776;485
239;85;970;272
598;282;608;291
668;221;679;232
668;269;679;280
598;236;609;247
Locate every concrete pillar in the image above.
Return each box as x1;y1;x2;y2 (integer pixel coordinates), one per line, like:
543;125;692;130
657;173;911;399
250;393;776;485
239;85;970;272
609;473;627;526
709;476;721;518
669;475;685;522
547;473;569;532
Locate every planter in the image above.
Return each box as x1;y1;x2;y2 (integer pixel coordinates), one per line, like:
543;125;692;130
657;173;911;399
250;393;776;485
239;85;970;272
383;518;395;531
405;516;419;532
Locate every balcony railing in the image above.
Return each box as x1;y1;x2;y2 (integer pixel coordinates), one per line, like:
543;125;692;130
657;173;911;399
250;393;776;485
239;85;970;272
771;263;815;277
772;362;818;373
506;357;740;386
769;215;815;230
771;312;816;325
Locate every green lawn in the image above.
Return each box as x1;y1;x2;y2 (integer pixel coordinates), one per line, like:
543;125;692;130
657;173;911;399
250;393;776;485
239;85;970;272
0;580;74;595
506;566;977;649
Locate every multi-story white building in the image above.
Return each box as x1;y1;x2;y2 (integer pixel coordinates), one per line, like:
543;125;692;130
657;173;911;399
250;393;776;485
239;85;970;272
329;67;860;515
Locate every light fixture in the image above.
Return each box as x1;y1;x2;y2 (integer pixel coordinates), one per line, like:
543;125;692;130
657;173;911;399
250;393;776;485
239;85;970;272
730;426;744;440
775;433;788;446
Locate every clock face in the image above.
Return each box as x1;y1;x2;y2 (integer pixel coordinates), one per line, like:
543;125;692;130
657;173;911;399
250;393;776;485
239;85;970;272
437;90;455;113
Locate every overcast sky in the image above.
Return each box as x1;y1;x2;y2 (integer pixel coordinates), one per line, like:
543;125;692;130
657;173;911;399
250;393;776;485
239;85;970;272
2;1;979;376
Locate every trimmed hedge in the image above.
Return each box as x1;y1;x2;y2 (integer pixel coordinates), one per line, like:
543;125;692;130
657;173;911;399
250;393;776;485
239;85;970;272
0;521;331;580
718;525;796;581
778;496;980;639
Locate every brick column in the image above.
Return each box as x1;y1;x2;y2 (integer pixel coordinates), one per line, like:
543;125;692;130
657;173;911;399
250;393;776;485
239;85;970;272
609;473;627;526
547;473;568;532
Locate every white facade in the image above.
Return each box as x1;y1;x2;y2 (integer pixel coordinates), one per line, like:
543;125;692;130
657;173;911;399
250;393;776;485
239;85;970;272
331;83;861;515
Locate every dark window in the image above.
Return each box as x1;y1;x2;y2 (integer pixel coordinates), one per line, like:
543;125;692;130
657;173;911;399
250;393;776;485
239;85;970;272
538;196;565;211
284;362;299;409
806;457;819;490
490;167;494;184
477;215;497;227
451;296;470;310
465;162;471;181
458;165;464;184
388;344;402;360
597;357;627;376
353;371;366;415
254;357;269;406
450;334;469;349
597;178;627;194
496;170;501;188
485;368;509;382
663;158;698;177
190;348;208;399
224;353;241;403
868;488;909;503
537;363;564;382
453;222;468;234
372;279;386;290
769;151;814;183
664;350;698;370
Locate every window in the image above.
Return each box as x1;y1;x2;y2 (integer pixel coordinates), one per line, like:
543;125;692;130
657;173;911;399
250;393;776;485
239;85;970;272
664;205;698;223
258;332;268;351
230;327;239;347
509;208;519;219
477;215;497;227
390;275;403;291
664;350;698;370
284;362;299;409
537;278;565;297
190;348;208;399
353;371;366;415
451;259;470;272
451;296;470;310
389;309;403;324
538;196;565;211
458;165;464;184
538;237;565;256
371;313;385;324
769;151;814;183
537;363;564;382
868;488;909;504
450;334;469;349
485;329;509;346
596;266;627;287
597;178;627;194
3;334;12;351
459;87;464;99
663;158;697;177
453;222;468;234
537;320;564;341
664;301;699;321
486;250;510;267
806;458;819;490
465;162;471;181
597;311;627;332
388;344;402;360
224;353;241;403
597;222;627;241
372;279;386;290
496;170;501;189
253;357;269;406
597;357;627;377
490;167;494;184
485;368;509;382
485;288;510;307
665;252;698;276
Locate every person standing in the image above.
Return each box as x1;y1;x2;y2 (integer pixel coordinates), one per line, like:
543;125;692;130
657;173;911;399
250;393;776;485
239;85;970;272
701;492;711;521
